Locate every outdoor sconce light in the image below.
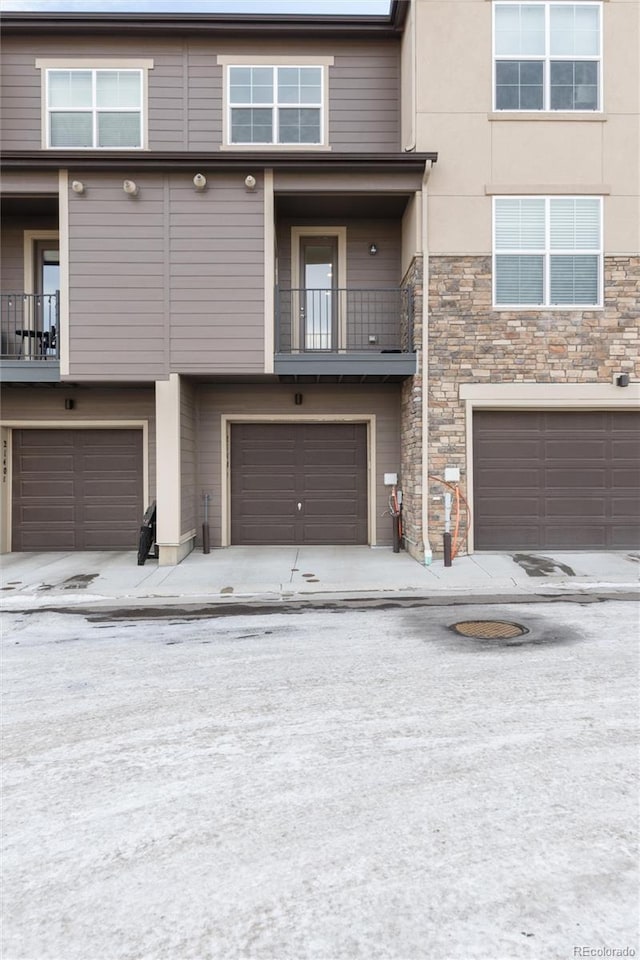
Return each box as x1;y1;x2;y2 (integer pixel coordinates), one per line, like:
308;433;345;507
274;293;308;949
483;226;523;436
369;243;378;256
71;180;85;195
123;180;139;197
193;173;207;191
616;373;630;388
294;393;303;406
244;174;257;191
64;398;75;410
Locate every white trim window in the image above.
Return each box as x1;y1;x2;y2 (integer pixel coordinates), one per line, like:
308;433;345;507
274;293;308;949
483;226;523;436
493;2;602;111
493;196;602;307
46;69;143;148
228;65;323;145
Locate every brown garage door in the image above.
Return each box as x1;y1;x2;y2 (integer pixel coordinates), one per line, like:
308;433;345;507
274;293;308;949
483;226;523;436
231;422;368;545
12;429;143;551
473;411;640;550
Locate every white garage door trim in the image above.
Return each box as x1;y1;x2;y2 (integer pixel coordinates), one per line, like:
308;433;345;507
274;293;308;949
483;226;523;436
0;420;149;553
459;383;640;553
220;414;377;547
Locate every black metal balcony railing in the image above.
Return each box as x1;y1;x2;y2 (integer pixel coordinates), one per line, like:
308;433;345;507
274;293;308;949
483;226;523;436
0;293;59;360
275;287;414;354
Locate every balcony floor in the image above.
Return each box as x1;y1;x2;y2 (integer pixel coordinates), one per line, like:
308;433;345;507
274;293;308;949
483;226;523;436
0;360;61;383
274;352;416;381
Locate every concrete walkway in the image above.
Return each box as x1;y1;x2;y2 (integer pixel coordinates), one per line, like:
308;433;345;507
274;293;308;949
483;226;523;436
1;546;638;608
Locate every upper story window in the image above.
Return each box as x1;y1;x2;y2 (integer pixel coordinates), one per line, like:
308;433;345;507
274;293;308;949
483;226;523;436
217;56;332;149
46;69;142;148
493;3;602;111
36;60;153;149
228;66;322;145
493;196;602;307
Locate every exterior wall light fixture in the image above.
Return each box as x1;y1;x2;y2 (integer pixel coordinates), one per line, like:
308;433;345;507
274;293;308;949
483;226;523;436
294;393;303;405
369;243;378;255
64;398;75;410
616;374;630;387
244;175;257;191
71;180;85;194
123;180;139;197
193;173;207;191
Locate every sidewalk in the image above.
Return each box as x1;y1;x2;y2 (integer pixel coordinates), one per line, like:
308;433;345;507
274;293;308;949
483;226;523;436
1;546;638;609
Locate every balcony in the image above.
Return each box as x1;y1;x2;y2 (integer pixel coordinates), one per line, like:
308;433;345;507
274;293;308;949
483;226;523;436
0;293;60;382
274;287;416;381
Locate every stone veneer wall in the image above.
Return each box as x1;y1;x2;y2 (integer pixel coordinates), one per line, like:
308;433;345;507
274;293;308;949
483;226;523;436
400;255;424;561
427;255;640;557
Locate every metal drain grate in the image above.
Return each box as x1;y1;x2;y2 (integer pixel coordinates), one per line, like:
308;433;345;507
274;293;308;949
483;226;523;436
450;620;528;640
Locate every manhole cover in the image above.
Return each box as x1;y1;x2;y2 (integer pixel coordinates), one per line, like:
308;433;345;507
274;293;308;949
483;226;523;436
450;620;528;640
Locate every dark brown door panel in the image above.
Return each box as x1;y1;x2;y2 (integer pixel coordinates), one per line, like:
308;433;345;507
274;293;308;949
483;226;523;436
231;422;367;546
12;429;143;551
473;411;640;550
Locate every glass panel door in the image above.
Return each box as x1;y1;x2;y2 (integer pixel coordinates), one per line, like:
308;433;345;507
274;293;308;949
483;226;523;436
300;236;337;351
35;240;59;354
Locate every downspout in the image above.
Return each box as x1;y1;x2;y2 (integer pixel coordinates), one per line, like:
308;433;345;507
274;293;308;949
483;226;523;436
402;0;417;153
421;159;433;564
58;170;70;377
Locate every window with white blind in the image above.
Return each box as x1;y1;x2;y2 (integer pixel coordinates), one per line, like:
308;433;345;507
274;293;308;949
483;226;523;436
493;197;602;307
45;69;143;148
227;65;324;145
494;3;602;111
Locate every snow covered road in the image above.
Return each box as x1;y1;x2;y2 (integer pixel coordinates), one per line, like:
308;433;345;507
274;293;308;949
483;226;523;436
2;600;639;960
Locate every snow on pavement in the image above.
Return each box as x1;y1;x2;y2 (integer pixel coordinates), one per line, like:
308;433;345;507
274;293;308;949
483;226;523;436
2;601;639;960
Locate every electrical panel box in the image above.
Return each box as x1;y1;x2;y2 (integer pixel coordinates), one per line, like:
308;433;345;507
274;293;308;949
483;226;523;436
384;473;398;486
444;467;460;482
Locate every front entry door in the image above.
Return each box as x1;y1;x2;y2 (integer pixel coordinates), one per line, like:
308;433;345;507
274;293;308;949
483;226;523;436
34;240;59;354
300;236;337;351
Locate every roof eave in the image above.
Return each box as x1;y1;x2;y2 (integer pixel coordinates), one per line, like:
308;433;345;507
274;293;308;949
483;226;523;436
0;4;410;39
0;149;437;174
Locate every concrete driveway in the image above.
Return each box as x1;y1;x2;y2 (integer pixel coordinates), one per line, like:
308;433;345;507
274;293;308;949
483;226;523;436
2;599;639;960
2;546;639;608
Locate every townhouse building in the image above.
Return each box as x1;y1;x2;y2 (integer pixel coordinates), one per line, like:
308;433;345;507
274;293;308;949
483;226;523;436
0;0;638;565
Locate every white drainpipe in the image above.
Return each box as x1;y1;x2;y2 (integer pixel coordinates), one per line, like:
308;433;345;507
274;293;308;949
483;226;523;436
421;159;433;565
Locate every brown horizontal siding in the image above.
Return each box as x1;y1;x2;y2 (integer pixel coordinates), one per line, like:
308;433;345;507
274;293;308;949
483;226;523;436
66;171;266;377
186;44;222;151
169;224;264;238
147;51;185;150
1;34;399;152
69;306;164;319
0;44;41;150
329;44;399;150
168;175;264;374
1;224;26;294
0;171;60;193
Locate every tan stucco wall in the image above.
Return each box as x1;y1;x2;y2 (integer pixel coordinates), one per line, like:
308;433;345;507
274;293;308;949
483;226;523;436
409;0;640;255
